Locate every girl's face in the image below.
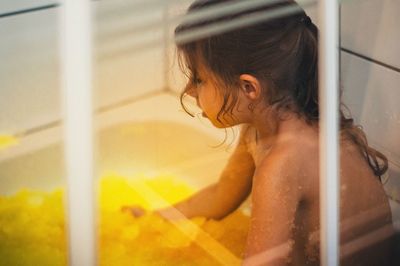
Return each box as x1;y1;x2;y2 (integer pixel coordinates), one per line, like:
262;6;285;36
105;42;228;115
186;64;237;128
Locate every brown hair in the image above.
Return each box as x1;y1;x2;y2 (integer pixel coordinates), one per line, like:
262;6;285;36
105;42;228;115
174;0;388;179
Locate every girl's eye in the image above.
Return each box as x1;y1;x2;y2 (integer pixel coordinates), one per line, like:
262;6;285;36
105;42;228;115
193;77;203;86
192;74;203;86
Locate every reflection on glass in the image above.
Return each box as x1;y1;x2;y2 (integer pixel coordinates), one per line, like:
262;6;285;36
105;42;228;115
1;0;398;265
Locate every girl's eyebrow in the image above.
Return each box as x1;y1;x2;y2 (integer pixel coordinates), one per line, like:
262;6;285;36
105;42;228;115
194;65;206;78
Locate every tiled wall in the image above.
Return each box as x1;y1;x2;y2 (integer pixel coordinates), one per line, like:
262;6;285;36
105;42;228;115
0;1;166;134
341;0;400;226
341;0;400;70
0;1;56;15
0;5;60;133
93;0;166;107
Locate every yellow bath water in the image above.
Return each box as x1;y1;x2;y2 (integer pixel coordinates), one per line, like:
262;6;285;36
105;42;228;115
0;174;250;266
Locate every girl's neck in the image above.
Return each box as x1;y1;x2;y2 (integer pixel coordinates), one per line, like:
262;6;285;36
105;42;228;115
251;112;316;146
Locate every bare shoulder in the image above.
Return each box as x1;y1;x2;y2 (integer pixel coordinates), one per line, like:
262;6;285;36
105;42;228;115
252;141;307;198
253;137;316;201
258;133;315;173
245;140;307;259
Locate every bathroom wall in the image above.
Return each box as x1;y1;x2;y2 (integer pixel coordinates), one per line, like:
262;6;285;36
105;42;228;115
0;2;60;134
0;1;56;14
340;0;400;229
0;0;166;135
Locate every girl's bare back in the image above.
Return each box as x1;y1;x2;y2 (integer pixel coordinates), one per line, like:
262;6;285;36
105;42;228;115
243;123;393;265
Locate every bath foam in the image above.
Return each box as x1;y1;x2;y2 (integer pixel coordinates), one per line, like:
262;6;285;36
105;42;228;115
0;189;66;266
0;174;250;266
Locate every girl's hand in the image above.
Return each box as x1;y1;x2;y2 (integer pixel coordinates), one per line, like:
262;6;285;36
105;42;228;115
121;205;182;220
121;205;147;218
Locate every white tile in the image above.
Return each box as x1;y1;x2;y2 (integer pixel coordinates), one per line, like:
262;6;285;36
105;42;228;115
302;2;318;25
166;2;187;94
0;9;61;133
167;43;187;95
93;0;166;107
94;49;165;107
341;52;400;165
0;1;167;133
341;0;400;69
0;0;56;15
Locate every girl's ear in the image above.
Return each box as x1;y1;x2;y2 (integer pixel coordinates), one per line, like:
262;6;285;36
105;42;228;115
239;74;262;100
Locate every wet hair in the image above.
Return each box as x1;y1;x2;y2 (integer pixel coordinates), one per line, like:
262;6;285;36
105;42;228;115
174;0;388;179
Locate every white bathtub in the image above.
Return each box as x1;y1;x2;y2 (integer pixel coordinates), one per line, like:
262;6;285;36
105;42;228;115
0;93;238;195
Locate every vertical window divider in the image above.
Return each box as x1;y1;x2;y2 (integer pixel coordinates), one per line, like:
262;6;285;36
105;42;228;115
319;0;340;265
59;0;96;265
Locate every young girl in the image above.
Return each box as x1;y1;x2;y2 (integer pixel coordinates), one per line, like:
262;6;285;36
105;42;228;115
123;0;394;264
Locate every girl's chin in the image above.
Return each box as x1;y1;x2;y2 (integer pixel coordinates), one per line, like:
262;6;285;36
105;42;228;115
202;113;237;128
210;118;235;129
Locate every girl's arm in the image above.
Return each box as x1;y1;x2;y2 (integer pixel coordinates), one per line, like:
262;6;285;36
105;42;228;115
243;147;303;266
155;125;256;220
